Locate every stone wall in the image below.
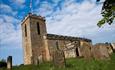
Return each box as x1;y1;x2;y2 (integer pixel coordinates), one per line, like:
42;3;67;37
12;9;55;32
91;43;111;60
47;39;81;60
21;16;32;65
30;16;48;64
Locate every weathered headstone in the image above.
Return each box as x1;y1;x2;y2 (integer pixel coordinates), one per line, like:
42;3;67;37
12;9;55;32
7;56;12;70
80;42;92;59
32;54;43;65
53;50;66;68
111;43;115;52
52;42;66;68
91;43;110;60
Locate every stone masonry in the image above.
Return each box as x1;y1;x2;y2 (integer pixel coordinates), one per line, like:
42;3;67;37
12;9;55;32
21;13;92;65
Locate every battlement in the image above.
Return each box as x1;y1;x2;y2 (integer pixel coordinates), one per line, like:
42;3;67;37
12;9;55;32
21;13;45;25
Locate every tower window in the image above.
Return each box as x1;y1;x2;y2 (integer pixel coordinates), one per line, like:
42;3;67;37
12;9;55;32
37;22;40;34
25;24;27;37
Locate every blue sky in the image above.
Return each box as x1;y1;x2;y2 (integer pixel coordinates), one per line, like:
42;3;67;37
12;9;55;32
0;0;115;65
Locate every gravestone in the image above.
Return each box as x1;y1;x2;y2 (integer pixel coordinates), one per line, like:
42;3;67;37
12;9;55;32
7;56;12;70
53;50;66;68
53;42;66;68
91;43;110;60
80;42;92;59
31;55;43;65
111;43;115;52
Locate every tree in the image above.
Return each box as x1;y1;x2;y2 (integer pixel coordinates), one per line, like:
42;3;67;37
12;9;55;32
97;0;115;27
0;59;7;67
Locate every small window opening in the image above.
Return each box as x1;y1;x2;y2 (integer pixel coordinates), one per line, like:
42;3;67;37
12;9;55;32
25;24;27;37
37;22;40;34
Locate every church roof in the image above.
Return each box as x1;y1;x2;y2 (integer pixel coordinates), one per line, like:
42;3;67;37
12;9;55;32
47;34;92;42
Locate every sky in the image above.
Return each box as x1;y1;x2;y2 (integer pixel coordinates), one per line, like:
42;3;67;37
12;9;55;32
0;0;115;65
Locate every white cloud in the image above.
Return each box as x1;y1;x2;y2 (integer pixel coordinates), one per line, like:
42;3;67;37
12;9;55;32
34;1;54;16
0;4;12;12
79;1;96;11
8;0;26;9
0;15;21;48
46;0;115;44
0;4;17;15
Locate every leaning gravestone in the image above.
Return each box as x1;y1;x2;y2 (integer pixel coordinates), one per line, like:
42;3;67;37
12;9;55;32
7;56;12;70
53;42;66;68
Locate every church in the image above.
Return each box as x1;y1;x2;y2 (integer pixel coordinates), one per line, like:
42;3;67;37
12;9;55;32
21;13;92;65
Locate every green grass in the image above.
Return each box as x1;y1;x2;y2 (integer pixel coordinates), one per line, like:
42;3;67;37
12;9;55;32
1;53;115;70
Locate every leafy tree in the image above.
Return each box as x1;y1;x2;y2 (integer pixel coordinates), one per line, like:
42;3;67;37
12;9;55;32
97;0;115;27
0;59;6;62
0;59;7;67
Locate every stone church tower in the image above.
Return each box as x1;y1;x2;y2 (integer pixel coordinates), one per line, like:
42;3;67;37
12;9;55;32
21;13;50;65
